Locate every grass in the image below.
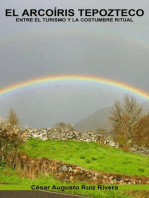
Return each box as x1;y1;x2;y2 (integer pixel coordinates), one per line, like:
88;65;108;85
0;167;132;198
18;139;149;177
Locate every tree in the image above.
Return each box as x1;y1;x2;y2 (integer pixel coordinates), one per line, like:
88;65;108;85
54;122;74;131
66;123;74;131
6;109;20;130
109;95;143;143
133;114;149;147
54;122;67;129
0;117;4;131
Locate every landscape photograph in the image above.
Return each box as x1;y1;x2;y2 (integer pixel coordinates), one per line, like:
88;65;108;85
0;0;149;198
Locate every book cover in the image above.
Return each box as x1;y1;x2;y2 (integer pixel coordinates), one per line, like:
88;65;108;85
0;1;149;198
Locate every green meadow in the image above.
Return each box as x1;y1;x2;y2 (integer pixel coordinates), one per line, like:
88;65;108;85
0;167;132;198
19;139;149;177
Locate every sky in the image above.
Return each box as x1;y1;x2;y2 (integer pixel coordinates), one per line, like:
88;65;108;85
0;0;149;128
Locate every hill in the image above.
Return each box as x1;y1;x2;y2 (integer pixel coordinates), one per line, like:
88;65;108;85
74;106;112;132
19;139;149;177
74;100;149;133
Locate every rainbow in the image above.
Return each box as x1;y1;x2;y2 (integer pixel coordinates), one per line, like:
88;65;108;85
0;75;149;100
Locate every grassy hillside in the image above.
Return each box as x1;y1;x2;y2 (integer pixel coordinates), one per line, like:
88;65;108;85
19;139;149;177
0;167;132;198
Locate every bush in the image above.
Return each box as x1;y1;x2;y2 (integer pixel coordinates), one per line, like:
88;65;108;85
0;160;6;170
114;134;128;148
0;110;22;162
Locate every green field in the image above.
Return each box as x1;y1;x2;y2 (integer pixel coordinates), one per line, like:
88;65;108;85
0;167;132;198
19;139;149;176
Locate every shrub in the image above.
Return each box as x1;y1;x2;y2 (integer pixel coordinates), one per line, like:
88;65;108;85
0;110;22;162
5;109;20;131
0;160;6;170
